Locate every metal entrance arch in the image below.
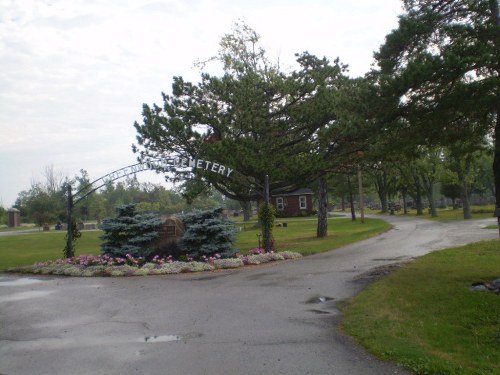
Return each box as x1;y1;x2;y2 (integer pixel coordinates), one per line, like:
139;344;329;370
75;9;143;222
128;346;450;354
65;156;235;257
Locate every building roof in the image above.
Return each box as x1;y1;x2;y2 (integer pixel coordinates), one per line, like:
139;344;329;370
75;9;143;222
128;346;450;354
272;188;313;196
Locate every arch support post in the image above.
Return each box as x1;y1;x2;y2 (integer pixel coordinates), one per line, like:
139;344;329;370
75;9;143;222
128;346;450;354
65;184;74;258
263;175;271;252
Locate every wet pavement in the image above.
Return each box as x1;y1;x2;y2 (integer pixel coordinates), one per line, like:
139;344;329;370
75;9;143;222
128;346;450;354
1;216;498;375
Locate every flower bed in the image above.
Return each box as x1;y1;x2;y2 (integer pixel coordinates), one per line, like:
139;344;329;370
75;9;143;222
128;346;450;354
7;251;302;277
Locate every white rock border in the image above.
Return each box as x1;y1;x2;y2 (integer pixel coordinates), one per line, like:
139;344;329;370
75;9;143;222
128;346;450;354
7;251;303;277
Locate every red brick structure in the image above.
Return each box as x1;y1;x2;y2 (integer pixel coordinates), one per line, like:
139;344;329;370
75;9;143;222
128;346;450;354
8;208;21;228
271;188;314;217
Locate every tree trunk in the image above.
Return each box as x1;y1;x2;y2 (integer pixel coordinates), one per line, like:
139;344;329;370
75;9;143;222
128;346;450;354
490;4;500;234
428;195;437;217
402;187;408;215
347;175;356;221
411;172;424;215
422;176;437;217
239;200;252;221
358;168;365;223
493;111;500;234
415;190;423;215
317;177;328;237
375;171;388;213
459;172;472;220
462;187;472;219
452;154;472;220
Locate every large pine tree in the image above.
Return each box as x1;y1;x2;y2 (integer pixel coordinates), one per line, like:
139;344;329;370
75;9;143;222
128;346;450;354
374;0;500;223
132;23;345;203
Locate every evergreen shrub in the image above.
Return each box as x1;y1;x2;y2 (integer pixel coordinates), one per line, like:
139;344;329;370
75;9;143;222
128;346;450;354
179;207;238;258
100;204;162;258
258;203;276;251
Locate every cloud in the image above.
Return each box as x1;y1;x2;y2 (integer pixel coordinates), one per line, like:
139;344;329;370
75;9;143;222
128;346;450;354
0;0;402;207
31;13;102;30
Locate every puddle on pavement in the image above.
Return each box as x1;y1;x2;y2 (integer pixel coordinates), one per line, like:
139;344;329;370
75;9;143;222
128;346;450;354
143;332;202;343
0;277;45;287
144;335;182;343
304;296;334;304
309;309;331;314
0;290;53;303
372;256;406;261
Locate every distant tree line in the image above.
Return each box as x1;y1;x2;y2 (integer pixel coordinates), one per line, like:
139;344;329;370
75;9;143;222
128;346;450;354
0;206;6;226
325;147;495;218
11;166;238;227
3;147;495;229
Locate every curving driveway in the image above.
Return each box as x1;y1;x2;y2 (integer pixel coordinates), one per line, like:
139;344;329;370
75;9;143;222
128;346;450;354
1;215;498;375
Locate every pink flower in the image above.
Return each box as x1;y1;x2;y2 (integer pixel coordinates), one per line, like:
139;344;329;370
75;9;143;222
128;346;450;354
250;247;265;255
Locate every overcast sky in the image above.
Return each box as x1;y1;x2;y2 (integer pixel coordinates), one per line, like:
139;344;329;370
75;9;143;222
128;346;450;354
0;0;403;207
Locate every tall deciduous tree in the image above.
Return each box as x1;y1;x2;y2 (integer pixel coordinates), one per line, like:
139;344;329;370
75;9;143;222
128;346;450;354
374;0;500;226
312;77;379;235
440;169;462;209
415;148;443;217
14;165;68;226
444;135;489;219
473;148;495;199
0;206;6;225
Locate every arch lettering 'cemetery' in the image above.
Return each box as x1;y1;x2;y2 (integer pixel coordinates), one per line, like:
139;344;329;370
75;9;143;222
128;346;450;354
74;157;234;205
65;155;236;258
102;157;233;185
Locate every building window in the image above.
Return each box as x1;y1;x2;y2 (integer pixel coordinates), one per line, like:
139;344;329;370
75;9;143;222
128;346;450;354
299;196;307;209
276;197;284;210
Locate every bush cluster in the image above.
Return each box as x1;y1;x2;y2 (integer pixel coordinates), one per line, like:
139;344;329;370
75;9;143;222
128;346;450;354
100;205;239;261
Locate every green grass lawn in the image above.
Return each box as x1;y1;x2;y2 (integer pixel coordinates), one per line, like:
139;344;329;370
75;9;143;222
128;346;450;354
236;217;391;256
0;231;102;271
369;204;496;221
0;224;37;232
340;240;500;375
484;224;500;230
0;217;390;271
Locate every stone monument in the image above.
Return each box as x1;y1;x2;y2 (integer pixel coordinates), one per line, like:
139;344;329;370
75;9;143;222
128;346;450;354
157;216;185;257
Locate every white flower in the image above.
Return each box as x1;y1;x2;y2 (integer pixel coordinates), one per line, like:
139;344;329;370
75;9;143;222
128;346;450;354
278;251;303;260
213;258;244;269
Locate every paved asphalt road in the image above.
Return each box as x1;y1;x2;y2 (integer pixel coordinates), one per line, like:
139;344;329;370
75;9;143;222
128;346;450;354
1;215;498;375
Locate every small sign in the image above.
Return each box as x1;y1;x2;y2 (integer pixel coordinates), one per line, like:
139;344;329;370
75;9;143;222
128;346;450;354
165;225;176;237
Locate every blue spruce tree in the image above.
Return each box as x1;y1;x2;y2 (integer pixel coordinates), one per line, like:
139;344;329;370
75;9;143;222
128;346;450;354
100;204;162;258
180;207;238;259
